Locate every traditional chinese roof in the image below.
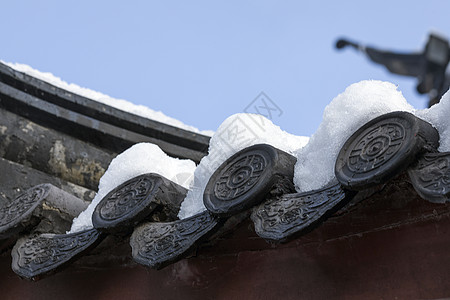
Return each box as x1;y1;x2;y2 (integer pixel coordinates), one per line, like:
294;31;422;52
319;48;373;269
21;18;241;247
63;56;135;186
1;65;450;299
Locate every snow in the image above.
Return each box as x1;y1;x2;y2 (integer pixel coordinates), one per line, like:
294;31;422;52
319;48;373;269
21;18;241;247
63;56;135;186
293;80;450;193
177;113;309;219
293;80;415;192
69;143;196;233
3;61;214;136
416;89;450;152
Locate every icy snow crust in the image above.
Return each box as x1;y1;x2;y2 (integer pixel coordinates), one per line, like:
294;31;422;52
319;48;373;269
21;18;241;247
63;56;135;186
3;62;214;136
69;143;196;233
69;80;450;231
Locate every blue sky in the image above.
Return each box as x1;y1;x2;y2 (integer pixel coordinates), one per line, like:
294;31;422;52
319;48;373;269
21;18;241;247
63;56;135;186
2;1;449;136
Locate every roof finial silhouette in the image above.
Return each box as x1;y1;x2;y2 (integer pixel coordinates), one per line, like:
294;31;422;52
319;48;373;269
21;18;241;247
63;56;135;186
336;33;450;107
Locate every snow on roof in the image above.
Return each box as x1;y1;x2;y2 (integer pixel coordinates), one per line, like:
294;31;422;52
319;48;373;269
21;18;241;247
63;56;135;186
69;143;197;233
416;91;450;152
3;61;214;136
295;80;450;193
178;113;310;219
293;80;415;192
67;79;450;231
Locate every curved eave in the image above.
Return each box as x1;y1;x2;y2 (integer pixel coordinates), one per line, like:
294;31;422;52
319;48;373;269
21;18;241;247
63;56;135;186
0;62;210;162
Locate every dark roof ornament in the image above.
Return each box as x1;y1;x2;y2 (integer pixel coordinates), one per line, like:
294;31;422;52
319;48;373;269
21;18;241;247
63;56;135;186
335;111;439;190
408;152;450;203
251;183;353;242
0;184;89;239
92;173;187;233
11;229;102;280
0;185;50;239
5;185;100;280
130;211;221;269
336;34;450;107
334;112;450;206
203;144;297;216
